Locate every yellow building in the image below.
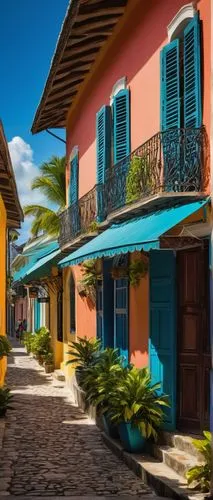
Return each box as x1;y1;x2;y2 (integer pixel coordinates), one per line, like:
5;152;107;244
0;122;23;385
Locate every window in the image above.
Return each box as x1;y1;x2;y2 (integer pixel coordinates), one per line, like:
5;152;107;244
57;291;63;342
160;12;201;130
70;272;76;333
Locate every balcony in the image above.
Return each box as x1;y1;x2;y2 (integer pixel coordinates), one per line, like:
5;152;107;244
59;127;208;250
102;126;208;222
59;185;100;249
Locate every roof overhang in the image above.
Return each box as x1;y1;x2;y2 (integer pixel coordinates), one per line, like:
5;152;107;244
31;0;128;134
0;121;23;228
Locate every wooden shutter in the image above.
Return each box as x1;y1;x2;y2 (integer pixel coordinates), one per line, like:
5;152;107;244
113;89;130;163
184;13;201;128
68;151;79;206
96;105;111;183
160;40;180;130
149;250;176;430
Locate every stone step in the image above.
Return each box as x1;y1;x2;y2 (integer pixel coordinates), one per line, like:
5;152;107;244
151;444;200;478
103;433;205;500
52;369;65;381
160;431;204;462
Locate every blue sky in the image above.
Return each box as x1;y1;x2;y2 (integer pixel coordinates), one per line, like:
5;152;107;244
0;0;68;241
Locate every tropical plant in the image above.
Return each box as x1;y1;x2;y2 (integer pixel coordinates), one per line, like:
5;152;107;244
80;260;101;290
24;156;66;237
31;327;51;359
81;348;126;413
23;332;34;354
66;336;101;369
110;366;169;441
129;259;148;287
43;351;54;365
186;431;211;492
0;387;13;417
0;336;12;359
126;155;153;203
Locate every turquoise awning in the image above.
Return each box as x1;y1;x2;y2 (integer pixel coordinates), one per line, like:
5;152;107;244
24;249;61;282
59;199;208;268
13;241;59;283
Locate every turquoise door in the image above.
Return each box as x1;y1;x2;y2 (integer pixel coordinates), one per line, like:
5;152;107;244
149;250;176;430
114;278;128;364
34;299;40;331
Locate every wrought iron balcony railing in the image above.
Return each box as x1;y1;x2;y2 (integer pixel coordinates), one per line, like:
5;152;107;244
59;127;208;248
59;185;98;248
101;126;208;219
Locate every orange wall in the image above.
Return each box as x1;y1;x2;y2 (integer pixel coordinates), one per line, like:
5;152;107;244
129;252;149;368
66;0;211;200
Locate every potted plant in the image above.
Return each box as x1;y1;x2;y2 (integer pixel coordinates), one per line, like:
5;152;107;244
0;386;13;417
110;367;170;453
43;351;54;374
30;327;51;366
0;335;12;359
186;431;211;492
81;348;125;438
66;336;101;386
23;332;34;354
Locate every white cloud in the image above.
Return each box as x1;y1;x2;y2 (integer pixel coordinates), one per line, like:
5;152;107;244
8;136;48;242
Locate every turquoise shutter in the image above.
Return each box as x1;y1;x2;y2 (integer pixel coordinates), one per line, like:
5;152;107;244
114;278;129;365
160;40;180;130
149;250;176;430
68;152;79;206
96;105;111;183
102;259;114;348
96;281;103;344
113;89;130;163
184;13;201;127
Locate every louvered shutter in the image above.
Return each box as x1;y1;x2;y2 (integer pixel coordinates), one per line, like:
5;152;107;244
160;40;180;130
113;89;130;163
184;13;201;127
68;151;79;206
96;105;111;183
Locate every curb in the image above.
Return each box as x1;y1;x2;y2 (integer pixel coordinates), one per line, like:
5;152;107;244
102;433;204;500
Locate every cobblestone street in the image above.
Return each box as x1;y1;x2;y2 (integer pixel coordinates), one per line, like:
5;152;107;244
0;345;156;498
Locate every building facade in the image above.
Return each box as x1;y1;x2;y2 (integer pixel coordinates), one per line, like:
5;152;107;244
32;0;211;433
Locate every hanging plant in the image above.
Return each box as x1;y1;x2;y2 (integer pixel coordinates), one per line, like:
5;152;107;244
78;260;102;301
129;259;148;287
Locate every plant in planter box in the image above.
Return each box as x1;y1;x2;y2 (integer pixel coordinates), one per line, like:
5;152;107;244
66;336;101;385
0;335;12;359
81;348;126;438
43;351;54;374
110;366;170;453
0;386;13;417
31;327;51;365
186;431;211;492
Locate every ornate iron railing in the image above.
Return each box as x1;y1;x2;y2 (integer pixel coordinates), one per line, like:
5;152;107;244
59;186;98;247
101;126;208;218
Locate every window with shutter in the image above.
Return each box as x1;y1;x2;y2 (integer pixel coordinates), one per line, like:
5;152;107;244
113;89;130;164
183;13;201;128
96;105;111;184
68;150;79;206
160;40;180;131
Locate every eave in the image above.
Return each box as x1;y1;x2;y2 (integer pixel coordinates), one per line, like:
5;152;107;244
31;0;128;134
0;121;23;228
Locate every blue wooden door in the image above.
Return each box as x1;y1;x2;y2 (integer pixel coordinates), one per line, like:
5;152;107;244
34;299;40;331
149;250;176;430
114;278;128;364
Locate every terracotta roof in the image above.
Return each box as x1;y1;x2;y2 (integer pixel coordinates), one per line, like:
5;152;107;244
31;0;128;134
0;122;23;228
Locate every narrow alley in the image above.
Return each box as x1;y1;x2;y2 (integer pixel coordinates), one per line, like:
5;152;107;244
0;345;156;498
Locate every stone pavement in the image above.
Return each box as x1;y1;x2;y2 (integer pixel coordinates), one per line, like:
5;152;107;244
0;345;157;498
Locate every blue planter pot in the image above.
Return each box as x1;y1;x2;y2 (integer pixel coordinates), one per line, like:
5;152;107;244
118;422;146;453
102;413;119;439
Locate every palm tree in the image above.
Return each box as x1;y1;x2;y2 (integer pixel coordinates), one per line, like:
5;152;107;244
24;156;66;237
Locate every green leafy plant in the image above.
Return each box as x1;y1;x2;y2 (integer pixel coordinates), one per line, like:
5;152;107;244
186;431;211;492
66;336;101;368
81;348;126;413
23;332;34;354
88;221;99;233
126;155;153;203
43;351;54;365
129;259;148;286
31;327;51;360
0;387;13;417
0;335;12;359
110;366;169;441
